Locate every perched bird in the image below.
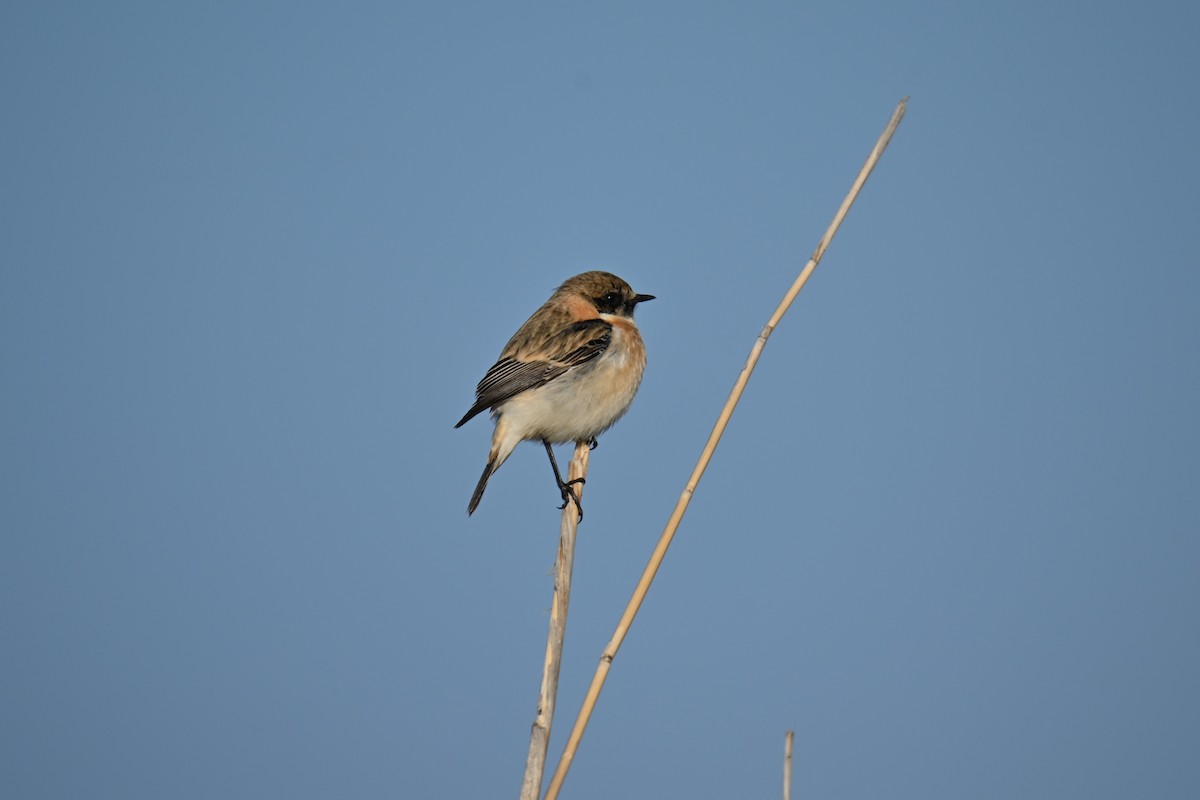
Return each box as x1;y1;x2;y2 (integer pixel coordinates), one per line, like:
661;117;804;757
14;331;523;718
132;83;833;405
455;271;654;518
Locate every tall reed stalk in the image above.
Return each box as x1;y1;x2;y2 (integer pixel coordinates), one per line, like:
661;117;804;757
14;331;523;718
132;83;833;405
519;441;590;800
542;97;909;800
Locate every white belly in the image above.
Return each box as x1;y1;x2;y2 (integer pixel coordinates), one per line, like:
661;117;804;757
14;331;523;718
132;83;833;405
495;327;646;444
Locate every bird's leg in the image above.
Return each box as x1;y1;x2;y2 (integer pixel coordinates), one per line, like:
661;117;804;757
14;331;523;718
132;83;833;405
543;440;585;521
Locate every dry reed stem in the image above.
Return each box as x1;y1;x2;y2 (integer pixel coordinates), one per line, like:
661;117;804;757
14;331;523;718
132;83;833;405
783;730;795;800
519;441;590;800
542;97;908;800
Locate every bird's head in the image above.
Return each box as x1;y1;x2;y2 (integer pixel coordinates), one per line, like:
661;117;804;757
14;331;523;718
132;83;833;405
558;271;655;318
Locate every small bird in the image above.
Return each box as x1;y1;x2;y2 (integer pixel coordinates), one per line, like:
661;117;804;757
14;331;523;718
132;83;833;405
455;271;654;518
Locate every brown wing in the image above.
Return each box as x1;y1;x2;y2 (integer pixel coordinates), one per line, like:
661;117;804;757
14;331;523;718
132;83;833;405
454;319;612;428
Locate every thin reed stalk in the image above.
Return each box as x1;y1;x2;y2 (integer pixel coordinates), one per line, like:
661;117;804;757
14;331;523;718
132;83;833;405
783;730;795;800
519;441;590;800
542;97;909;800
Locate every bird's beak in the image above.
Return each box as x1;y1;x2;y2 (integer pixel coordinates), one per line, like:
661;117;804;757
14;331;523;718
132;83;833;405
634;293;655;304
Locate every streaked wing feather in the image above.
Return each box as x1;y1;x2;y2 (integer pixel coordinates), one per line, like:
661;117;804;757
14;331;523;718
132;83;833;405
473;359;570;410
454;319;612;427
555;320;614;367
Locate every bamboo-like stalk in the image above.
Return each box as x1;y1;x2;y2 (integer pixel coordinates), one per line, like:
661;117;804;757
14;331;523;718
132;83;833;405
542;97;909;800
783;730;795;800
518;441;590;800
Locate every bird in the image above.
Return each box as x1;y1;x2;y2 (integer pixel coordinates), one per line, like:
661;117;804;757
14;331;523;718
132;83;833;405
455;271;654;518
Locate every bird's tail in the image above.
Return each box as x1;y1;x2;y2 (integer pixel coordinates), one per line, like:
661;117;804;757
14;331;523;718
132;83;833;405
466;417;518;516
467;458;495;515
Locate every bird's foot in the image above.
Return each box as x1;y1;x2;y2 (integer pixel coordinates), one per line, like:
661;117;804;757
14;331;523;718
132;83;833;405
557;477;586;522
587;437;599;451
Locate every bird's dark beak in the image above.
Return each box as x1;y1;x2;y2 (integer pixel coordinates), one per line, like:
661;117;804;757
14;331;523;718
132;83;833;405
634;293;655;304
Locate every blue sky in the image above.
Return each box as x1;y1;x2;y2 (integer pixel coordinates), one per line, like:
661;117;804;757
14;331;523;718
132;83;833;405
3;2;1198;798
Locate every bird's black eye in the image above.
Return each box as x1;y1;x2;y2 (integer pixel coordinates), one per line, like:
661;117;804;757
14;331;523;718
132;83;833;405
597;291;623;312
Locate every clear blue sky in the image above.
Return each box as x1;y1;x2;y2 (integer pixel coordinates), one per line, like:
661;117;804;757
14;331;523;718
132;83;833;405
3;2;1198;798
